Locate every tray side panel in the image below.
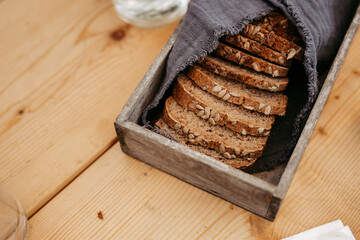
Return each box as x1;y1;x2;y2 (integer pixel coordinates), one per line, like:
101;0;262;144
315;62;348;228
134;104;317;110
116;121;276;219
274;5;360;200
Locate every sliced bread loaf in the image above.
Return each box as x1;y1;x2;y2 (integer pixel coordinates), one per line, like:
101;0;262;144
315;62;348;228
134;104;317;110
163;96;268;159
173;74;275;136
240;24;304;60
155;117;256;168
198;55;288;92
215;42;289;77
187;64;288;116
223;35;292;67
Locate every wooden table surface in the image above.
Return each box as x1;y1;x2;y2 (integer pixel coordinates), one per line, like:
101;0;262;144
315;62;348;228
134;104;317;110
1;0;359;239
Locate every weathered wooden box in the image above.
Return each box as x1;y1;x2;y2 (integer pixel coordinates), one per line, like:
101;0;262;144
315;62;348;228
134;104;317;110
115;8;360;221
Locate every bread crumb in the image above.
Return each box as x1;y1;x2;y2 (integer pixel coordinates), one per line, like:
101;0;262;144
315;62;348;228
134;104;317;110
97;211;104;220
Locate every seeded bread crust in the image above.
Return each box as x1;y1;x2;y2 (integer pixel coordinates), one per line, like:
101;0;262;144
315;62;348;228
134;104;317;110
188;65;288;116
155;117;255;169
253;12;303;45
198;56;288;92
173;74;275;136
240;24;304;61
164;96;267;159
215;42;289;77
223;35;292;67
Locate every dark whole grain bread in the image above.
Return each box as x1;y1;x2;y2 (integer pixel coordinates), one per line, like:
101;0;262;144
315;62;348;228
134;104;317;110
173;74;275;136
155;117;256;168
198;55;289;92
252;11;303;45
240;24;304;60
223;35;292;67
187;64;288;116
163;96;268;159
214;42;289;77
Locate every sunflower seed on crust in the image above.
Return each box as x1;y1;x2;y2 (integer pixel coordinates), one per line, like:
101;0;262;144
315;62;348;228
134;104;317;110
235;52;241;62
196;104;204;110
188;102;196;109
189;139;197;144
222;93;231;101
251;45;261;53
287;48;297;60
241;150;250;157
235;147;241;155
197;110;205;117
218;89;227;98
182;126;189;135
258;127;265;133
204;107;211;116
244;41;250;50
224;152;231;159
210;110;217;118
229;91;240;97
209;118;216;125
278;56;285;64
201;114;209;119
241;129;246;135
231;154;236;159
244;105;254;110
253;26;261;35
212;85;222;93
214;113;220;122
174;122;181;130
219;144;225;154
252;62;260;72
195;136;204;144
248;25;254;35
265;105;271;115
273;70;279;77
259;103;266;109
188;134;194;139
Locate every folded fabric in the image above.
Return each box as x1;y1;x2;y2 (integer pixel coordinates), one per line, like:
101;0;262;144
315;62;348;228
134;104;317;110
281;220;356;240
142;0;359;172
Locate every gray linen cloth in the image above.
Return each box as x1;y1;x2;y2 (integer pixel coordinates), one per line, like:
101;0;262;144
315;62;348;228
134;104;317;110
142;0;359;172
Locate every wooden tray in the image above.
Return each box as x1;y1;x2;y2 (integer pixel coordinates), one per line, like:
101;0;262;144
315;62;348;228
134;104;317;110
114;7;360;221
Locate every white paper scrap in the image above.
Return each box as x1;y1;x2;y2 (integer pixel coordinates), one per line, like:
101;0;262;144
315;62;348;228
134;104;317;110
281;220;356;240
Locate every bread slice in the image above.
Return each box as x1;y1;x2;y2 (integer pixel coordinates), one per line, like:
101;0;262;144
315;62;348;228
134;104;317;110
198;55;288;92
214;42;289;77
163;96;268;159
253;11;303;45
155;117;255;168
173;74;275;136
240;24;304;61
223;35;292;67
187;64;288;116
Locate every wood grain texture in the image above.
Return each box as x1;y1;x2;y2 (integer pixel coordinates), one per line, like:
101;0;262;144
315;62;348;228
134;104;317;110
0;0;177;216
28;28;360;239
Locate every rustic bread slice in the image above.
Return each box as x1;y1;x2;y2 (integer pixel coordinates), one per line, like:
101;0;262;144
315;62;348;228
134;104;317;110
214;42;289;77
173;74;275;136
240;24;304;60
223;35;292;67
198;55;288;92
163;96;267;159
253;11;303;45
188;64;288;116
155;117;255;169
